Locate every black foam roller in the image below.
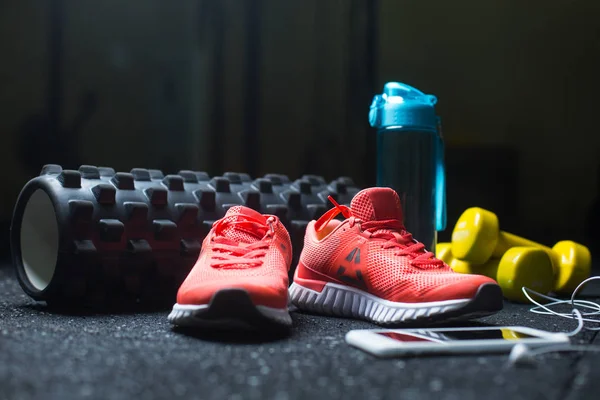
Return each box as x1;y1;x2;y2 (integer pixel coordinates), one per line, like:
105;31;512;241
262;174;292;194
11;164;361;308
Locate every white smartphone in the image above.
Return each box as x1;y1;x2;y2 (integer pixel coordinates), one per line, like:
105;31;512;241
345;326;570;358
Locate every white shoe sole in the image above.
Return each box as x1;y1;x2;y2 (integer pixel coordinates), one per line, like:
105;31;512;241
289;281;502;326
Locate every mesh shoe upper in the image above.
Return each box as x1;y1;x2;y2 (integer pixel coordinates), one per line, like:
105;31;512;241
298;187;497;303
177;206;292;309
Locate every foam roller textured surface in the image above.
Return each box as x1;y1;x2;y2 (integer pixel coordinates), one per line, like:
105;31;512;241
11;164;360;308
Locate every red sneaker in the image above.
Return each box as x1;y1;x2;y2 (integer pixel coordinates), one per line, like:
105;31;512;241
290;188;503;326
169;206;293;329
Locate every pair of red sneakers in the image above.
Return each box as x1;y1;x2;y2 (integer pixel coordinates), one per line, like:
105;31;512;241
168;188;503;330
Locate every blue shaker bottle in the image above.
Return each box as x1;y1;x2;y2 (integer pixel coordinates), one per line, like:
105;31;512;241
369;82;446;252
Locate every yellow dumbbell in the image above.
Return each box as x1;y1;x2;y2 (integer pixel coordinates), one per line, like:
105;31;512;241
501;329;530;340
436;242;455;264
450;207;591;294
436;243;554;303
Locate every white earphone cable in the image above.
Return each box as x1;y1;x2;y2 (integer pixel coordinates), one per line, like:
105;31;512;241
522;276;600;335
507;276;600;365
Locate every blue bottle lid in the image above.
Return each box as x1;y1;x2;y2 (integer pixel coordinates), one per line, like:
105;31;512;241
369;82;438;131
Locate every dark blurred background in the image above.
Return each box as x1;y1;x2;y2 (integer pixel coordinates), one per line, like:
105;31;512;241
1;0;599;261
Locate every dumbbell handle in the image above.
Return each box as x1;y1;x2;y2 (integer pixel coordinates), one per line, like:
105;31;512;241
495;231;559;276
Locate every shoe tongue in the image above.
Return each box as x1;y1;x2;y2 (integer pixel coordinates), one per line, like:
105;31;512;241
220;206;268;243
350;188;403;223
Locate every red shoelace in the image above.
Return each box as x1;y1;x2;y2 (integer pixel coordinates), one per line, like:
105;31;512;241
209;215;276;268
358;219;443;267
326;196;444;268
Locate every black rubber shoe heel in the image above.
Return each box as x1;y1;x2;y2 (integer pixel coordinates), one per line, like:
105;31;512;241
382;283;505;327
168;289;293;332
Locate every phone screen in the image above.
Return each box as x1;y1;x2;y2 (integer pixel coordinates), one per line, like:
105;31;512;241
377;328;540;343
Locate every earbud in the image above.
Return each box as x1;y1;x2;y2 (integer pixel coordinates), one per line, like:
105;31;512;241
509;343;537;366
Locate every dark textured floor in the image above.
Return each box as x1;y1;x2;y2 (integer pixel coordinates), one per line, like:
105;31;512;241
1;266;600;400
